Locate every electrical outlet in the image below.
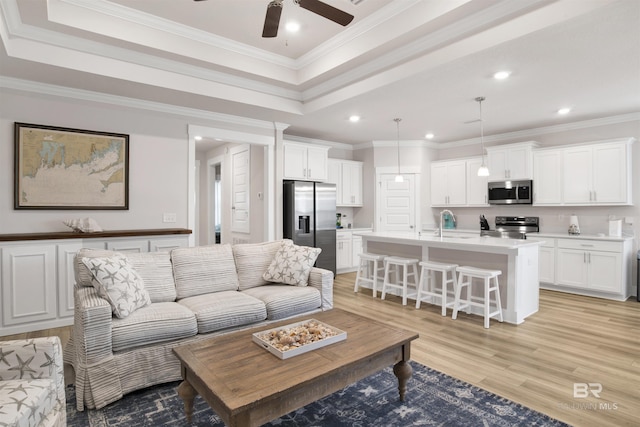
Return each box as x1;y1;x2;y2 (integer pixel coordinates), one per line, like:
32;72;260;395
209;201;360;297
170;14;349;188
625;216;634;225
163;213;177;223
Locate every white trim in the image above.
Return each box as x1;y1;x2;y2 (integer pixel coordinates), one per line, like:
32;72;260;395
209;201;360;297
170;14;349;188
207;155;225;246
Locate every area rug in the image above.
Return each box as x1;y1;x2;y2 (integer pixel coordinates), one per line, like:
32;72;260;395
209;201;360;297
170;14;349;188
66;361;569;426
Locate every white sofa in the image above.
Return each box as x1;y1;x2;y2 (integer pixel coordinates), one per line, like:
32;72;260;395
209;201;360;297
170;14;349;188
63;240;334;411
0;336;66;427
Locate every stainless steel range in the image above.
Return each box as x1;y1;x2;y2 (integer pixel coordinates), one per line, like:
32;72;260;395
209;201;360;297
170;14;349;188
481;216;539;239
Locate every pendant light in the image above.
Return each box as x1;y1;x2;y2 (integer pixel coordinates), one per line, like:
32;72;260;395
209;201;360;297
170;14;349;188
394;118;403;183
475;96;490;177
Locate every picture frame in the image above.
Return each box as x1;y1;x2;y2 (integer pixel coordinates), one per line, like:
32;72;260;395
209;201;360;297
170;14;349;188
14;122;129;210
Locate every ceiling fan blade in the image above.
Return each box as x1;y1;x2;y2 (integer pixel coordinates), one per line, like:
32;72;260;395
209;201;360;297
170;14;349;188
297;0;354;26
262;1;283;38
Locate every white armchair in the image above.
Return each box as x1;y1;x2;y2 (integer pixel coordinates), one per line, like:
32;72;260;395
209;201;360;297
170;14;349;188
0;336;66;427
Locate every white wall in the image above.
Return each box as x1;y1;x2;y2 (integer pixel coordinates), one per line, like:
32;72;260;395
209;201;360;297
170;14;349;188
0;90;189;233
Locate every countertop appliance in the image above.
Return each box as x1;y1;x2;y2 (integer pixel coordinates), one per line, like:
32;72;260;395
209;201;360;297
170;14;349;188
481;216;539;239
488;179;533;205
283;180;336;275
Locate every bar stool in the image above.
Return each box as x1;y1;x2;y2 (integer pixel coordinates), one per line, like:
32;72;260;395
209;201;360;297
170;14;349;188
415;261;459;316
381;256;419;305
452;266;503;329
353;253;386;298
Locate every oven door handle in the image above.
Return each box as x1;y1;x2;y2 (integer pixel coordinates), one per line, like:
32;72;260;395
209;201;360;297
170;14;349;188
515;185;520;202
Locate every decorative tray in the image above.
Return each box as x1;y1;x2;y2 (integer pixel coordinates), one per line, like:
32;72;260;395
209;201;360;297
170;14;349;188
252;319;347;359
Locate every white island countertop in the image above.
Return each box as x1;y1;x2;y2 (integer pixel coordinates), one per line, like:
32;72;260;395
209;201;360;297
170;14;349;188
354;231;544;255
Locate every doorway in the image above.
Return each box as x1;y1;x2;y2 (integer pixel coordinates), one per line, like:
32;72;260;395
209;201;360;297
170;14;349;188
209;160;222;244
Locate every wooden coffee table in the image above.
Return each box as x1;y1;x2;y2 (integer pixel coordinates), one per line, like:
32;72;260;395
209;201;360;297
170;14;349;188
173;308;419;426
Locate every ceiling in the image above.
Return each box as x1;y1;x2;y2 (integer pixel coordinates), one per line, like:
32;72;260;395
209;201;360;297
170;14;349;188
1;0;639;149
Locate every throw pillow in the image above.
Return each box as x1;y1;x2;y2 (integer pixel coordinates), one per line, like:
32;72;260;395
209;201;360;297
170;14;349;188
263;240;321;286
81;255;151;318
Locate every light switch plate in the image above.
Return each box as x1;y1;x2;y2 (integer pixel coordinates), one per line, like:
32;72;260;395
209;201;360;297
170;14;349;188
163;213;177;223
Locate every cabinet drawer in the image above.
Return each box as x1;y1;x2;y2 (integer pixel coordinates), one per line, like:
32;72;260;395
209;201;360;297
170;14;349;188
556;239;622;252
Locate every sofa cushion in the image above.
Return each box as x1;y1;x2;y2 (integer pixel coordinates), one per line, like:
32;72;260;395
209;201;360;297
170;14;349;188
172;245;240;299
233;241;282;290
82;255;151;319
242;285;322;320
125;252;177;303
263;240;321;287
111;302;198;352
75;248;120;287
178;291;267;334
0;379;57;427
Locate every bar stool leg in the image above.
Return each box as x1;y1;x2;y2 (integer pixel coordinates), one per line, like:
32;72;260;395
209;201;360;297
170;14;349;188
493;276;504;323
371;259;378;298
484;277;491;329
452;272;464;320
416;267;426;309
401;264;408;305
440;270;447;317
381;261;391;300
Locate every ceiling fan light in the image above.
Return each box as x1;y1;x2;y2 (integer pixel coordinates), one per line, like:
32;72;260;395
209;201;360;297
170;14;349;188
395;174;404;183
285;21;300;32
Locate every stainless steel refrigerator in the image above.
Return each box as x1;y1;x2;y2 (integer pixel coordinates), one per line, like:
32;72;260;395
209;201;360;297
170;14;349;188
283;180;336;276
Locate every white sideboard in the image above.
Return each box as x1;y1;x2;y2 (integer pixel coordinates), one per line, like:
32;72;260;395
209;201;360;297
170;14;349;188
0;229;191;335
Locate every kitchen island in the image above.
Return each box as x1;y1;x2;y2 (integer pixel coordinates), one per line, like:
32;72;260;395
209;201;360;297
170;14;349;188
355;231;545;325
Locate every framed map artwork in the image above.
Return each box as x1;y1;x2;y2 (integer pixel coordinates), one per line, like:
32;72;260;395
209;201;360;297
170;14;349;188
14;122;129;210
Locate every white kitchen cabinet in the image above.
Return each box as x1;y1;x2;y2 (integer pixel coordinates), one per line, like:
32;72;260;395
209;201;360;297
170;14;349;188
486;141;538;181
328;159;363;206
563;140;631;205
283;142;328;181
431;160;466;206
352;234;363;266
533;149;563;205
537;238;556;284
465;157;489;206
336;232;352;271
555;239;625;296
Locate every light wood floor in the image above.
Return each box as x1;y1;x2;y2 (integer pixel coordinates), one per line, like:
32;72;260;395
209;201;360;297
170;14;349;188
3;273;638;426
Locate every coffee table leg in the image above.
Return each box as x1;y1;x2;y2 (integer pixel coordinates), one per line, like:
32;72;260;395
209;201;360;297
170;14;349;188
393;360;412;401
178;380;197;422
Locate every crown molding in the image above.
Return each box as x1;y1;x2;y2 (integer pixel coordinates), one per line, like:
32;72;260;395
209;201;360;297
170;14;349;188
438;112;640;149
283;134;354;151
0;76;282;131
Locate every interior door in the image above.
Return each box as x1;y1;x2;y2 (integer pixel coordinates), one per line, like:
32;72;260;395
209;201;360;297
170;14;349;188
377;173;416;232
231;145;250;233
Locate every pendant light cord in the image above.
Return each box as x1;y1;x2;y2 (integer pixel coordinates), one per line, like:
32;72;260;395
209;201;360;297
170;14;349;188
394;118;401;175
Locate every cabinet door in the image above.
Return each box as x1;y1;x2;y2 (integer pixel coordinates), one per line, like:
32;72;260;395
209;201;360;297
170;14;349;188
563;146;593;204
306;146;328;181
430;163;449;206
556;249;588;288
487;149;508;181
2;244;57;326
505;146;531;180
533;150;563;205
336;237;352;270
342;162;363;206
466;158;488;206
538;245;555;284
283;144;307;180
587;251;621;292
447;161;467;205
592;143;627;204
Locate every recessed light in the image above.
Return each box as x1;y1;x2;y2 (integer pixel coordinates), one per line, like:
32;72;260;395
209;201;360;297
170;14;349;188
349;115;360;123
194;136;202;141
285;21;300;33
557;107;571;115
425;133;435;140
493;71;511;80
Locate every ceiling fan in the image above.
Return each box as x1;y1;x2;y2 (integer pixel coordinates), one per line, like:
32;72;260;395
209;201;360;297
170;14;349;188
194;0;354;38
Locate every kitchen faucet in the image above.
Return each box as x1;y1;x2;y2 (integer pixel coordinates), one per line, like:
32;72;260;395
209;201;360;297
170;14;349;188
439;209;456;237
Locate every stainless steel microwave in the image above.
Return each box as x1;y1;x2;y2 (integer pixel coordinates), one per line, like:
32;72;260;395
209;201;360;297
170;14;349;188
488;180;533;205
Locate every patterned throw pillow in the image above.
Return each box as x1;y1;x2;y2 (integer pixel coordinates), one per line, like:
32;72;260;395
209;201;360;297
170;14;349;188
81;255;151;318
263;240;322;286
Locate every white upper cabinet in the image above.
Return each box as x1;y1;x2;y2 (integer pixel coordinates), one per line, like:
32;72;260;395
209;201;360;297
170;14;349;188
465;158;489;206
283;142;328;181
486;142;538;181
562;139;632;205
533;148;563;205
431;160;466;206
328;159;363;206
